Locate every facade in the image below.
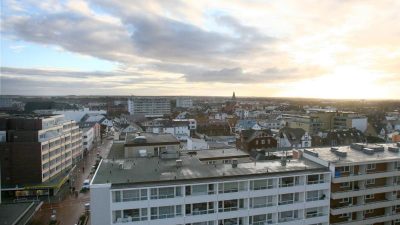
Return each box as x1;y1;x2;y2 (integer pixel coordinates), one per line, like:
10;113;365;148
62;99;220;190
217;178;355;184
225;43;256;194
176;98;193;108
91;146;331;225
128;97;171;116
282;114;322;135
186;137;209;150
123;133;180;159
143;119;191;141
0;115;83;197
277;127;312;148
236;129;277;153
302;143;400;225
83;127;94;152
333;112;368;133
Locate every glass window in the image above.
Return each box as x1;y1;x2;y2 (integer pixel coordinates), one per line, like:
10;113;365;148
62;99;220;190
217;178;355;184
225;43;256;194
112;191;121;202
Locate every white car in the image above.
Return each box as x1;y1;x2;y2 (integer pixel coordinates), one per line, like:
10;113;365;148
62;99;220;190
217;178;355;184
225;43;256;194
82;179;90;189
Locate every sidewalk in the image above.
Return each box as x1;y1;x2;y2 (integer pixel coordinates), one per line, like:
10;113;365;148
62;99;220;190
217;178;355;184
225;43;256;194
30;138;113;225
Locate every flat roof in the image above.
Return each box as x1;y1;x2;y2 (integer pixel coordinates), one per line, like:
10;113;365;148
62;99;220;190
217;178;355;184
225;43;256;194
125;133;179;146
305;143;400;165
92;151;326;186
0;202;42;225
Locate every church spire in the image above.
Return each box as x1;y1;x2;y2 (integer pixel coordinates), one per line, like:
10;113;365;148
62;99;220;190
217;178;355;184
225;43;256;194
232;91;236;100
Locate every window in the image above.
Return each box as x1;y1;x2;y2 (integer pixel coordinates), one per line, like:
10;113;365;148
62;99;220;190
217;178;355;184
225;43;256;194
339;166;350;172
366;164;376;171
340;182;351;188
279;193;299;205
250;179;273;190
365;209;374;214
339;213;351;218
279;210;299;222
112;191;121;202
366;179;375;185
339;197;351;204
261;140;265;144
365;194;374;200
307;174;324;184
223;159;232;164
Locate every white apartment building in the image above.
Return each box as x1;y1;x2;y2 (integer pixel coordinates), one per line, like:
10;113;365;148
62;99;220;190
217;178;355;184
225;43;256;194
128;97;171;116
83;127;94;152
176;98;193;108
91;146;331;225
301;143;400;225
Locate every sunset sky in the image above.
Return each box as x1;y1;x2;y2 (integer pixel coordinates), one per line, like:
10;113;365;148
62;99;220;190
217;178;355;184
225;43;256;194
1;0;399;99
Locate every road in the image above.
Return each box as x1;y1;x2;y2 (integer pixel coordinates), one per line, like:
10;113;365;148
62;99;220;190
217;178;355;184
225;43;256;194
30;138;113;225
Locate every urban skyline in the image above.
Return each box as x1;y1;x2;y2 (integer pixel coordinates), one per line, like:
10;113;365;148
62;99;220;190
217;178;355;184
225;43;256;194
1;0;400;99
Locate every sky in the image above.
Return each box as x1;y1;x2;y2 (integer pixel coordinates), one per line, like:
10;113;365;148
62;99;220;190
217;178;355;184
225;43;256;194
1;0;399;99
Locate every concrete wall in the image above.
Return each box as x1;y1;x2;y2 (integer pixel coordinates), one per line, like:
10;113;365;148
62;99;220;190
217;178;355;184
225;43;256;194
91;183;112;225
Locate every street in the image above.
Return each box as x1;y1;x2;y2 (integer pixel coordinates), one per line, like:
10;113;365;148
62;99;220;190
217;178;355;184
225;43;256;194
30;138;113;225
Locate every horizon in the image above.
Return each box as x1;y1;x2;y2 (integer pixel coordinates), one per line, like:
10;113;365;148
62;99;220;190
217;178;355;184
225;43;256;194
1;0;400;99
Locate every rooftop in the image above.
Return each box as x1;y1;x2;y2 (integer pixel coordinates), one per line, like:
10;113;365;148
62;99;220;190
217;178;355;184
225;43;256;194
304;143;400;165
0;202;42;225
92;147;326;186
125;132;179;146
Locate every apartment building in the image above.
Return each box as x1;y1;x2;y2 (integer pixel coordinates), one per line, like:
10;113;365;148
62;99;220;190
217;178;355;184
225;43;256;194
127;97;171;116
282;114;322;135
0;114;83;197
302;143;400;225
333;112;368;133
90;138;331;225
143;119;191;141
176;97;193;108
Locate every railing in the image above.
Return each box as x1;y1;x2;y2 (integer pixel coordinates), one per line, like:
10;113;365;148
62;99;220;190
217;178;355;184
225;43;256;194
307;180;325;185
278;200;296;205
278;217;300;223
251;185;274;190
150;194;175;199
218;206;243;212
306;212;325;218
188;209;215;216
279;182;295;187
251;220;273;225
116;216;147;223
122;196;147;202
251;202;275;208
151;213;178;220
332;198;391;210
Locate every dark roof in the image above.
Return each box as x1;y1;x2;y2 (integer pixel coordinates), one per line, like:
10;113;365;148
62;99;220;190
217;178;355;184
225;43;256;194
125;132;179;146
0;202;42;225
241;129;273;142
279;127;306;145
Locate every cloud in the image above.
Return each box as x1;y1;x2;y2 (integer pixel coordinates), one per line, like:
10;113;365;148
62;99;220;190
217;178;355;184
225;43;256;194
1;0;399;98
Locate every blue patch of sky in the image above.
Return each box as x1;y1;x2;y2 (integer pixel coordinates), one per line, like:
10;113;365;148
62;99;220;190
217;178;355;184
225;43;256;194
1;38;118;71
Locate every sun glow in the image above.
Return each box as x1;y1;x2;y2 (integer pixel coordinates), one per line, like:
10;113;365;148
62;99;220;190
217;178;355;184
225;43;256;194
281;66;389;99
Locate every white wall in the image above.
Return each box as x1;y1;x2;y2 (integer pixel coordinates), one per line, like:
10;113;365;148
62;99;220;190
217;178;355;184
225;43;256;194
91;183;112;225
351;117;367;132
187;137;209;150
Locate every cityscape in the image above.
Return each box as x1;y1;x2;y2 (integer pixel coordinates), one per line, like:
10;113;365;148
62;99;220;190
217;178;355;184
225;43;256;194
1;1;400;225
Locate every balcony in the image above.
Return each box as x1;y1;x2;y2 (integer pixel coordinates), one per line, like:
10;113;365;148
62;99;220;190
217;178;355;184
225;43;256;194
333;170;400;183
331;184;400;199
331;198;400;215
332;212;400;225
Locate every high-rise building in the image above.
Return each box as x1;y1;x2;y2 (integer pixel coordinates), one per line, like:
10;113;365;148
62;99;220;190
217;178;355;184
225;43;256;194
302;143;400;225
0;114;83;198
90;134;331;225
176;97;193;108
127;97;171;117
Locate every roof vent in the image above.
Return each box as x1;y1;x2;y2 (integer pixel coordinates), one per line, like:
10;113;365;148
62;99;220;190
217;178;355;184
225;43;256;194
176;159;183;168
363;148;375;155
350;143;364;151
133;136;147;143
232;159;238;168
330;147;347;157
280;157;287;166
388;147;399;153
